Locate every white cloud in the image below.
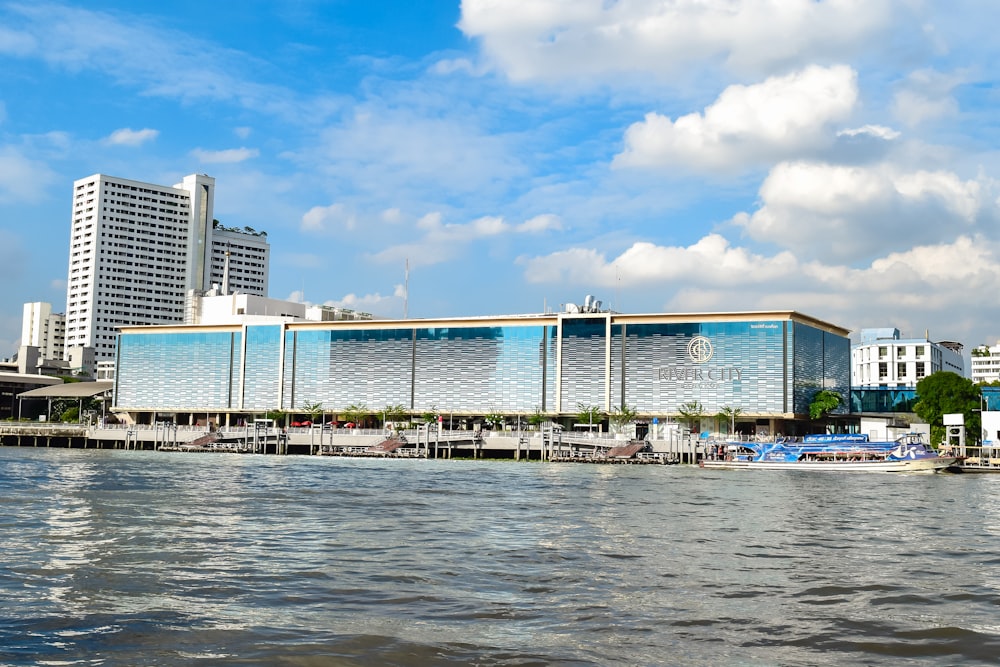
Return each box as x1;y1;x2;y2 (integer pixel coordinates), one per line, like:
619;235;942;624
105;127;158;146
459;0;895;82
520;232;1000;351
323;292;393;312
517;214;563;233
836;125;900;141
192;147;259;164
521;234;799;286
734;161;995;261
892;69;962;127
301;203;357;232
614;65;858;171
234;126;252;139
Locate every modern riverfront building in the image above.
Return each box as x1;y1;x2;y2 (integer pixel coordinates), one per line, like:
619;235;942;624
65;173;269;368
113;309;851;435
851;328;964;389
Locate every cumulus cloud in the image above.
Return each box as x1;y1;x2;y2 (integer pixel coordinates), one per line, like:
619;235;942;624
191;147;259;164
520;232;1000;349
105;127;158;146
733;161;996;261
459;0;895;82
521;234;799;286
614;65;858;171
517;214;563;233
323;292;394;313
301;203;357;232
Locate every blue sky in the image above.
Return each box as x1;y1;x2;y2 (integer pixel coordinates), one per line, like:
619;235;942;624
3;0;1000;358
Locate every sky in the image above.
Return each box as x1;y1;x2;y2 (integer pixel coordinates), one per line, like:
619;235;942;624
2;0;1000;361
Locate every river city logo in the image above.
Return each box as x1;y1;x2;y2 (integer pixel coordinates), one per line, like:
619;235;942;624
687;336;714;363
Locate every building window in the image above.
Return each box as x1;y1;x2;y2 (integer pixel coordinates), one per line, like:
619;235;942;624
879;346;888;359
879;362;888;380
897;362;906;379
916;363;927;379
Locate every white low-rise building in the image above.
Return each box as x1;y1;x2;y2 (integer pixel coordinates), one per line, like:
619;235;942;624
851;327;965;389
971;342;1000;384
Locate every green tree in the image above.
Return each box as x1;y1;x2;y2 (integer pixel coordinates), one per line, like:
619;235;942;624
342;403;369;428
527;407;548;428
484;410;505;430
809;390;843;420
60;405;80;422
421;404;439;425
381;403;408;427
915;372;982;445
265;409;287;427
717;405;743;434
576;403;605;432
677;401;705;433
609;404;638;433
301;401;323;424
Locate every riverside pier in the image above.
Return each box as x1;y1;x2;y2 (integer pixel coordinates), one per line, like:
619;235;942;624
0;422;687;463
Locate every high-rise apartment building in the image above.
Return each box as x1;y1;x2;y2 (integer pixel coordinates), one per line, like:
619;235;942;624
65;173;269;366
21;302;66;361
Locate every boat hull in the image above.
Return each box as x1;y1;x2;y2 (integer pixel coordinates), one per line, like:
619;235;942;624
700;456;960;472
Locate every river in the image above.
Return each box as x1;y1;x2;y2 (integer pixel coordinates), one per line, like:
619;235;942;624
1;447;998;666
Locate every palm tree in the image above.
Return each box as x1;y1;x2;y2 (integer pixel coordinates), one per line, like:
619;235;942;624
609;404;638;436
677;401;705;434
717;405;743;436
576;403;605;433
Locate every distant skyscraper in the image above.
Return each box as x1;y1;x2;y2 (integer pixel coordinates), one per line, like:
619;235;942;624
64;173;270;365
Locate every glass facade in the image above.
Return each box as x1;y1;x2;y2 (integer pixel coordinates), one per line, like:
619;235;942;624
115;330;240;409
612;321;786;414
850;388;918;413
114;315;849;418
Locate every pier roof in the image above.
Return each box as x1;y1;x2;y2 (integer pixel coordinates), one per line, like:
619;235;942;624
17;380;114;399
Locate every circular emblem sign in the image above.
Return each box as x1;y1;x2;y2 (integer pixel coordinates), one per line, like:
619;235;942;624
687;336;714;363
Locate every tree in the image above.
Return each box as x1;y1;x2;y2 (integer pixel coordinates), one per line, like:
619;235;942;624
265;409;287;426
380;403;408;427
421;404;439;425
484;410;505;431
576;403;605;432
677;401;705;433
609;404;638;434
717;405;743;435
915;372;981;445
342;403;369;428
527;407;548;428
301;401;323;424
809;390;843;420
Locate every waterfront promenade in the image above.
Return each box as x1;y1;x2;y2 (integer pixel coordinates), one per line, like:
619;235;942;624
0;422;692;463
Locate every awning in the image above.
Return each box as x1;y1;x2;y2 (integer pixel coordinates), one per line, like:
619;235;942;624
17;380;114;399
